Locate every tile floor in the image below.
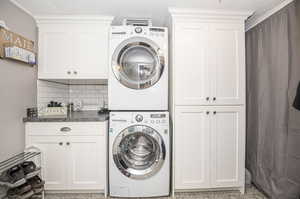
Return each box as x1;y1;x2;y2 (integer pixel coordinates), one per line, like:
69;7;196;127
45;186;268;199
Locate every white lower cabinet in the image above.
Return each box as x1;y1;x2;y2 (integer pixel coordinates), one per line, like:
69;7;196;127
68;136;105;190
25;122;107;192
175;107;210;189
28;136;68;190
175;106;245;191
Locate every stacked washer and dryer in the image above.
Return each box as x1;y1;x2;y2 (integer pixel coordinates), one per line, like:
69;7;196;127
108;19;170;198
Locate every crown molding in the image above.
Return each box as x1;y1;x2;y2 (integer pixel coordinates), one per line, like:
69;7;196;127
169;8;253;21
246;0;294;31
9;0;34;19
35;15;114;25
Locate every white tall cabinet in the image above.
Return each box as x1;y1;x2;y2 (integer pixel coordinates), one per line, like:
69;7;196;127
169;9;251;194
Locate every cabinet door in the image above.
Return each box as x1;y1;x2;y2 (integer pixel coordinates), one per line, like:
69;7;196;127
210;106;245;188
67;136;105;190
174;23;211;105
72;25;109;79
27;136;68;190
211;24;245;105
38;26;72;79
175;106;210;189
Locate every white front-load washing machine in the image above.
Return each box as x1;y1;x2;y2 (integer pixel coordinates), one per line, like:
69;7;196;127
109;111;170;197
108;26;168;110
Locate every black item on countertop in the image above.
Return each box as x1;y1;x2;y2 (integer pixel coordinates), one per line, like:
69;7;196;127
26;108;37;118
67;103;74;114
293;81;300;110
47;101;63;107
98;108;109;114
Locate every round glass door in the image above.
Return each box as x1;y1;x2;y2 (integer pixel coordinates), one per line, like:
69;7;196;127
112;125;166;179
112;37;165;89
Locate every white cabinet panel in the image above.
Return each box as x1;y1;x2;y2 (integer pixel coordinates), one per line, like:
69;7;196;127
72;27;109;79
68;136;105;190
38;30;72;79
175;107;210;189
211;106;245;188
28;136;67;190
211;24;245;105
174;24;211;105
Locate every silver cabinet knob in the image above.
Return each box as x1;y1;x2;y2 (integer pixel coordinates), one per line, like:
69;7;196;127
206;111;210;115
213;111;217;115
59;142;63;146
73;71;78;75
66;142;70;146
206;97;210;101
213;97;216;101
67;71;71;75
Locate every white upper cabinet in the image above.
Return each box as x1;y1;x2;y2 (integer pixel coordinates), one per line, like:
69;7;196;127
170;10;249;106
36;16;113;80
174;23;211;105
211;23;245;105
38;26;72;79
71;26;110;79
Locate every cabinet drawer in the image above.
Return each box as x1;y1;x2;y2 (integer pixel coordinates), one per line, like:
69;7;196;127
25;122;107;136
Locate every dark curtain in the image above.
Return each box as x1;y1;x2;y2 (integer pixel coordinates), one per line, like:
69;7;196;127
246;1;300;199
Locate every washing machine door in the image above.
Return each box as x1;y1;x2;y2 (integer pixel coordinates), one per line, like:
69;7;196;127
112;125;166;179
111;37;165;89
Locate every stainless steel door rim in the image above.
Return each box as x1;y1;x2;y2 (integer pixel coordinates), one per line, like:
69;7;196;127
112;125;166;179
112;37;165;89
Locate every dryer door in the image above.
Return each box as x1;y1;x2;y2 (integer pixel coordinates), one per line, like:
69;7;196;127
112;125;166;179
111;37;165;89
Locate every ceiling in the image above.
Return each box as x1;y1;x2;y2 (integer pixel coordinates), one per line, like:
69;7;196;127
12;0;288;26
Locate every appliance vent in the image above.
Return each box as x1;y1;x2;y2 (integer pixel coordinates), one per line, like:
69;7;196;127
123;18;152;26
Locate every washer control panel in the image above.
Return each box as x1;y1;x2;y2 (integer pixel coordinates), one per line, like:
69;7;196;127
132;113;168;125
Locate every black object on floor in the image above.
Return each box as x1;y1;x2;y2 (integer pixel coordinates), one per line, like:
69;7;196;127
7;183;32;197
0;165;26;187
20;161;41;179
293;81;300;110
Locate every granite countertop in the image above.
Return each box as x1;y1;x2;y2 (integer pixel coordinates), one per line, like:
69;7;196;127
23;111;109;122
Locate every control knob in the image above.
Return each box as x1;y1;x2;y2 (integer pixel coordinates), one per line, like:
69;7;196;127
135;114;143;122
135;27;143;34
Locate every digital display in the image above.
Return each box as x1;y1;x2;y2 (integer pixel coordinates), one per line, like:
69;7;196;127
150;114;166;118
150;28;165;32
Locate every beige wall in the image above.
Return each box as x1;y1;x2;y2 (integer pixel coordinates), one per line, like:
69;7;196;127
0;1;37;161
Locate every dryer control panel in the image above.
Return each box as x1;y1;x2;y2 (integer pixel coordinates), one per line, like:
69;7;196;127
111;26;167;38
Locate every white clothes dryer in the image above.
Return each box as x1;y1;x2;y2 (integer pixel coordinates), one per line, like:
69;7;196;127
108;26;168;110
